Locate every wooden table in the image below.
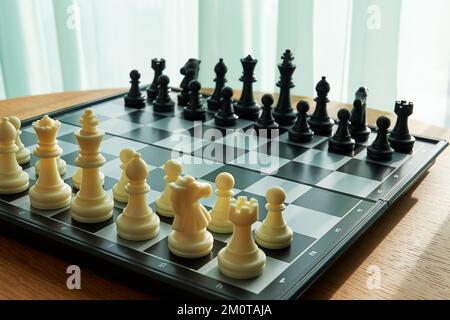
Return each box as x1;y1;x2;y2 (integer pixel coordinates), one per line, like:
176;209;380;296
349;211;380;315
0;89;449;300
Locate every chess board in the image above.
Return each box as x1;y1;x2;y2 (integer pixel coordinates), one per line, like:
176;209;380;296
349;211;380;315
0;88;447;300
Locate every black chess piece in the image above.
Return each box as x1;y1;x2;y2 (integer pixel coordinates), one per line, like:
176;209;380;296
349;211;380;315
328;108;355;154
215;86;238;127
288;100;313;143
146;58;165;102
308;76;335;136
153;75;175;113
273;49;296;126
184;80;206;121
207;58;228;111
367;116;394;162
388;100;415;153
349;87;371;142
178;58;201;106
254;94;279;138
124;70;146;109
234;55;261;120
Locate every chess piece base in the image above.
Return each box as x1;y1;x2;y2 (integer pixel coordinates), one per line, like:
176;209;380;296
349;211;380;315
388;135;415;154
16;148;31;165
155;198;174;217
215;113;238;127
29;183;71;210
207;218;233;234
124;96;145;109
70;193;114;223
367;146;394;162
207;98;221;111
329;138;355;155
168;230;213;258
308;117;335;136
288;129;313;143
234;102;260;121
153;101;175;113
0;171;29;194
184;107;206;121
255;225;293;249
350;127;371;143
116;212;160;241
218;247;266;279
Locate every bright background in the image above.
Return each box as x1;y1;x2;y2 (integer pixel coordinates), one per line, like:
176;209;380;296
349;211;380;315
0;0;449;127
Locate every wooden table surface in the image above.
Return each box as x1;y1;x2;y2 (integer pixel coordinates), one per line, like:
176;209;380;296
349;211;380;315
0;89;449;300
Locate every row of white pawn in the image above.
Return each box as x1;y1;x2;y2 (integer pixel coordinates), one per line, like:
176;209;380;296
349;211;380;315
0;111;293;280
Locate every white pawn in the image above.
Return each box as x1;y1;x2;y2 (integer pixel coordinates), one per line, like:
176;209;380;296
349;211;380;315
208;172;234;233
116;153;160;241
218;196;266;279
0;117;29;194
168;175;213;258
155;159;182;217
8;116;30;165
256;186;293;249
112;147;136;202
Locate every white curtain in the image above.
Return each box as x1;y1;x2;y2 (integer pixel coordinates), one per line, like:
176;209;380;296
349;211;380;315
0;0;449;128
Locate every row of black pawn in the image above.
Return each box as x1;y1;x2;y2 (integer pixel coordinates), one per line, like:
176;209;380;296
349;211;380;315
124;69;402;162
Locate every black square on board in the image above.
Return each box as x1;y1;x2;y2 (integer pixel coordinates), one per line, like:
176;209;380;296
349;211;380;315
201;165;264;190
52;207;121;233
144;237;226;270
292;188;360;217
337;158;395;181
121;126;172;145
20;130;37;147
259;232;316;263
275;162;333;185
258;142;308;160
314;140;366;156
139;145;174;167
119;110;165;125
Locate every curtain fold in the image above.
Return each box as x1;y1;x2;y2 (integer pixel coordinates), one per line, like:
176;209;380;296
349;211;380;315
0;0;449;128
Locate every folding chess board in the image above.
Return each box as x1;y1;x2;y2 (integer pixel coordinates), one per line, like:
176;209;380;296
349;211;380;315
0;88;447;300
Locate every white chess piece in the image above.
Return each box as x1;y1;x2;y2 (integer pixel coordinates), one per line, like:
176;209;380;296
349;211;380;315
116;153;160;241
218;196;266;279
256;186;293;249
208;172;234;233
8;116;30;165
155;159;182;217
168;175;213;258
112;147;136;202
29;116;71;209
70;109;113;223
72;168;104;190
0;117;29;194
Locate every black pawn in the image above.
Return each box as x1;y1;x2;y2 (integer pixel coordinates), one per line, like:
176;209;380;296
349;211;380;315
388;100;415;153
184;80;206;121
308;76;335;136
207;58;228;111
146;58;165;102
234;55;261;120
124;70;145;109
328;108;355;154
215;87;238;127
289;100;313;143
153;75;175;113
273;49;296;126
254;94;279;138
367;116;394;162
